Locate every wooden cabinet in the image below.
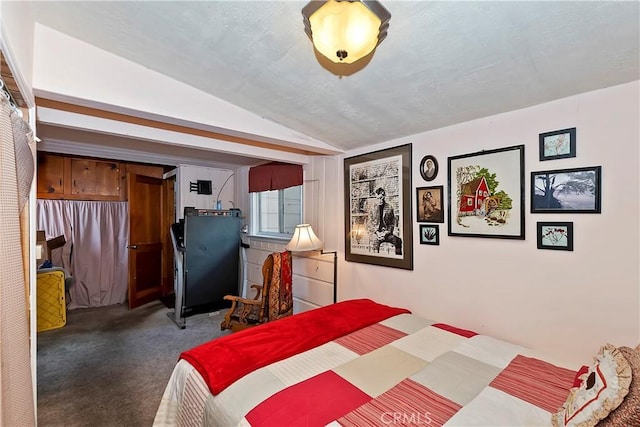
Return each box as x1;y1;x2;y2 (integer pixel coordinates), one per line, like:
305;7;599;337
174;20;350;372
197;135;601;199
70;158;121;197
37;153;168;201
36;154;65;195
37;153;125;201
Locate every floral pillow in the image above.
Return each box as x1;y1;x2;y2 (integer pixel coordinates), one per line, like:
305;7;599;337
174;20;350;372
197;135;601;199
552;343;632;427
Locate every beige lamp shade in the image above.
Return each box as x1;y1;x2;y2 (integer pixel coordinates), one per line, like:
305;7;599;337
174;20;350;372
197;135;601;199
286;224;324;252
302;0;391;65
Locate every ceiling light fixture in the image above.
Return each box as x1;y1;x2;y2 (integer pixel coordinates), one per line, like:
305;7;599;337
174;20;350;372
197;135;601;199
302;0;391;76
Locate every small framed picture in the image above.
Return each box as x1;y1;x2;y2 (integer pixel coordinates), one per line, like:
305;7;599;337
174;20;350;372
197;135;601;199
419;155;439;181
416;186;444;223
537;222;573;251
539;127;576;161
419;224;439;245
531;166;601;213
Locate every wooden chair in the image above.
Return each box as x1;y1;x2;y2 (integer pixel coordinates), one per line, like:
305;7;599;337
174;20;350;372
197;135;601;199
221;251;293;332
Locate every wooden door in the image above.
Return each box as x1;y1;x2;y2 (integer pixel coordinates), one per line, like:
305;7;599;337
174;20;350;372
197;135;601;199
161;177;175;296
127;173;163;309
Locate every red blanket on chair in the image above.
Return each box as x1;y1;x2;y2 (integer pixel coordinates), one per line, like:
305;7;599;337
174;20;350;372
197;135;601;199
267;251;292;321
180;299;410;395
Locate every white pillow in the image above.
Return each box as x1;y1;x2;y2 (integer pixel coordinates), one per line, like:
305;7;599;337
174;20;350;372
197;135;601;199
552;343;632;427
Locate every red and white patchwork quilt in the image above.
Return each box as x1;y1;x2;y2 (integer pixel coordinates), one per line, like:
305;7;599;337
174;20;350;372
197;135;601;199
154;300;575;426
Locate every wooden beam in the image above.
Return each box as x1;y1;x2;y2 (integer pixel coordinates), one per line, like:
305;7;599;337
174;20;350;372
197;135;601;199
0;50;27;108
36;97;324;157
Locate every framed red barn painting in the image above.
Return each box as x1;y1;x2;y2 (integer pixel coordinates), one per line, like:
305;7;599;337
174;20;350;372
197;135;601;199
447;145;525;239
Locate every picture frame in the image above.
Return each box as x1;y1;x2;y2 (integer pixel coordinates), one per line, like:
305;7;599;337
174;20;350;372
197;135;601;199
448;145;525;239
539;127;576;161
419;155;439;181
416;186;444;223
344;143;413;270
537;222;574;251
419;224;439;245
531;166;601;213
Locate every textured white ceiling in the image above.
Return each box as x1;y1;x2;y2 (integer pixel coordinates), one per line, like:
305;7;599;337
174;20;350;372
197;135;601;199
30;1;639;154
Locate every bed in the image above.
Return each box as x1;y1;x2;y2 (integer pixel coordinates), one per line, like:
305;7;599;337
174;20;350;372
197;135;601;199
153;299;638;426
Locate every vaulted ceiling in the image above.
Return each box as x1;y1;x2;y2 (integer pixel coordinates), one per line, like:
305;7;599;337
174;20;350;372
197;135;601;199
29;1;639;166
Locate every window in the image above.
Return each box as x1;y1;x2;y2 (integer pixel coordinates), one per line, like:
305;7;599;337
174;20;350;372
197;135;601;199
252;185;302;238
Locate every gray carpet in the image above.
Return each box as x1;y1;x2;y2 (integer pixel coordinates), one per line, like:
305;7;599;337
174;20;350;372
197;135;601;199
37;300;229;427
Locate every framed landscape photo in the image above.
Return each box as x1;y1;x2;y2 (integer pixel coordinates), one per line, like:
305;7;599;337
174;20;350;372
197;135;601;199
537;222;574;251
539;127;576;161
419;155;439;181
419;224;439;245
531;166;601;213
448;145;525;239
344;143;413;270
416;186;444;223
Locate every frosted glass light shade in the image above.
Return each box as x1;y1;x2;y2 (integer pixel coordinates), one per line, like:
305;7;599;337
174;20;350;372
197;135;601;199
303;0;391;65
286;224;324;252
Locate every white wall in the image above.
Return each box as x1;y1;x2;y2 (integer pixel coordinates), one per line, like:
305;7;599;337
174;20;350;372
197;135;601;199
331;81;639;368
174;164;236;218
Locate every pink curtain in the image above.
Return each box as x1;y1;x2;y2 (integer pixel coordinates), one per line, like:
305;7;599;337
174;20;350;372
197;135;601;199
36;200;129;309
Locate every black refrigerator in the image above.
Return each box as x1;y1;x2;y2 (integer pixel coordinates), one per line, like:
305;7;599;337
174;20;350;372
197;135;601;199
169;208;241;328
